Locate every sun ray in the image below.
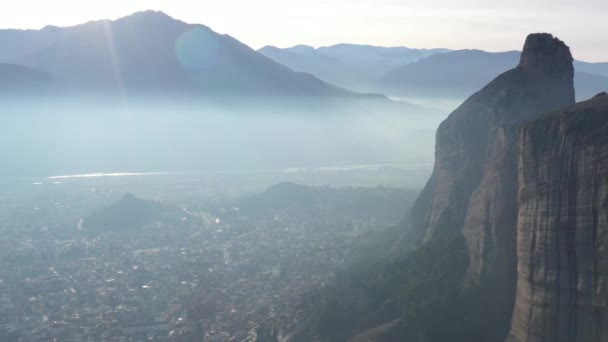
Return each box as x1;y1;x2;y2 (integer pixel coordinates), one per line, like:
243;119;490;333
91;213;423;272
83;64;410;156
102;20;128;105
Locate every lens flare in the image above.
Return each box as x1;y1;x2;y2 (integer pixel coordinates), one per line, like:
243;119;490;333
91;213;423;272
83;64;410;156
175;27;220;71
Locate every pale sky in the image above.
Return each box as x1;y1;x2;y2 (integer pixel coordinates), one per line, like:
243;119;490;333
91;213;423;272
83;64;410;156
1;0;606;62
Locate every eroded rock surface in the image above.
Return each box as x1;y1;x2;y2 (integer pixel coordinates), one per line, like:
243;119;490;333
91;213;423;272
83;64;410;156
397;35;575;336
308;34;606;342
508;95;608;342
377;33;577;341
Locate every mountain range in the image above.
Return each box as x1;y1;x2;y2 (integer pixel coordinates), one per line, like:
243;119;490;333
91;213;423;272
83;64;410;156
0;11;384;102
379;50;608;100
3;11;608;342
261;45;608;101
0;63;61;95
3;11;605;106
258;44;448;89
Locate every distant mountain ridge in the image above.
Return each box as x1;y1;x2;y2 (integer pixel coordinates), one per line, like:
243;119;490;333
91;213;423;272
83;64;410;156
0;63;62;94
83;193;186;232
258;44;449;89
2;13;605;103
377;49;608;100
260;44;607;101
315;44;449;68
225;182;417;223
0;11;385;101
378;49;521;96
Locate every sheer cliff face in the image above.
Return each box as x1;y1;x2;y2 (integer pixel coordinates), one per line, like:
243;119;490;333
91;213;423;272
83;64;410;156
320;34;603;342
462;35;575;288
405;33;574;276
397;33;576;340
508;95;608;342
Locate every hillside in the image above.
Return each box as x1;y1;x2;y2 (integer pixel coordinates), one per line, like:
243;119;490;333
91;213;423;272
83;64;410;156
225;182;417;225
83;193;186;232
2;11;383;101
0;63;62;95
508;93;608;342
379;49;520;96
258;44;448;89
378;49;607;100
259;44;607;101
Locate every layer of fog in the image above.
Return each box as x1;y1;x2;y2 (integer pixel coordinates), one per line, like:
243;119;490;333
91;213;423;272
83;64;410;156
0;97;446;179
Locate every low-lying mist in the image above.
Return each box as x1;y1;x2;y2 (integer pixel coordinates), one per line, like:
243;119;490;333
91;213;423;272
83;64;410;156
0;96;444;178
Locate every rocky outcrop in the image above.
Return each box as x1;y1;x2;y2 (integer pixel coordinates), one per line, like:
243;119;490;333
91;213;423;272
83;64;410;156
518;34;574;73
394;33;576;340
395;34;608;342
310;33;604;342
403;33;574;245
462;33;575;289
508;95;608;342
404;34;573;272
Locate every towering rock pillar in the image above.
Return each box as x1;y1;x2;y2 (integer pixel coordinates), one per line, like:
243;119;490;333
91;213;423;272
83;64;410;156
397;33;575;340
461;33;575;289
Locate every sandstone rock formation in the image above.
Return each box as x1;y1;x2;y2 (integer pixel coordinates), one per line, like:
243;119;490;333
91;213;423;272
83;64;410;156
507;94;608;342
399;35;575;335
312;33;605;342
396;34;608;342
404;33;575;246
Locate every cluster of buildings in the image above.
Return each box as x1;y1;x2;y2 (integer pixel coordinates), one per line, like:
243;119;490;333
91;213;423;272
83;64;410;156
0;198;366;342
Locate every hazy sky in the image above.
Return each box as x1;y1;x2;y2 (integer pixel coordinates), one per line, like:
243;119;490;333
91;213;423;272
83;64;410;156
1;0;606;61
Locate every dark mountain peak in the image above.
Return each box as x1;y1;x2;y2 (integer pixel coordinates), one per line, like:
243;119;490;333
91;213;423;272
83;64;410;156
83;193;183;232
593;91;608;98
290;44;316;54
259;45;279;51
114;192;153;207
7;11;380;100
107;10;187;30
518;33;573;73
293;44;314;48
122;10;175;21
41;25;62;31
112;10;185;28
122;192;137;200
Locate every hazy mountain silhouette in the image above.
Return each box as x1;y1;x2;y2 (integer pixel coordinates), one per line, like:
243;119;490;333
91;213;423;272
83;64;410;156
258;46;359;88
0;25;77;62
575;71;608;100
380;50;521;96
1;11;384;101
83;193;185;232
258;44;448;89
260;45;607;101
228;182;417;222
574;60;608;76
316;44;449;72
0;63;63;95
379;49;608;100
